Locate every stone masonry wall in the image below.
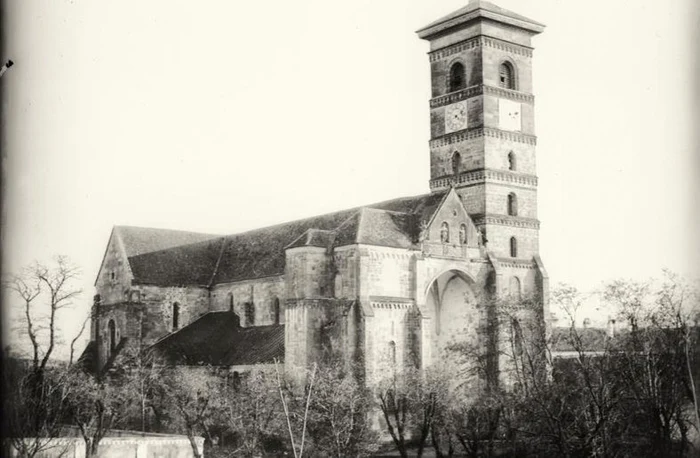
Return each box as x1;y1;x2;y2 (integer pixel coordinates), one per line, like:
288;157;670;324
95;233;133;306
211;277;285;326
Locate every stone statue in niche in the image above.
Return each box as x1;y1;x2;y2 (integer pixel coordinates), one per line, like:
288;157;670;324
440;222;450;243
459;224;467;245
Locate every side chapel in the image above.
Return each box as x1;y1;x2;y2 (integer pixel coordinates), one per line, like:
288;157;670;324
82;0;549;388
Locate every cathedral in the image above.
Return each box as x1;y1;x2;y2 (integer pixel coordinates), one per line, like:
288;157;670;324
83;0;548;387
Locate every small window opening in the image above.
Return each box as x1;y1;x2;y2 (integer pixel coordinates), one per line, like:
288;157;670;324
228;293;234;312
449;62;466;92
108;319;116;354
507;193;518;216
499;62;515;90
508;151;516;171
172;302;179;330
451;151;461;176
510;237;518;258
245;302;255;326
273;298;281;325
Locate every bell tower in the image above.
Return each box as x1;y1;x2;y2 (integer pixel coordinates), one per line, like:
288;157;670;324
417;1;544;262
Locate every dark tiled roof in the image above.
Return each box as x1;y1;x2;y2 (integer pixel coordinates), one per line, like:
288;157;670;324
115;192;446;286
286;229;336;250
551;327;610;353
116;226;219;257
76;341;97;374
129;237;225;286
417;1;544;36
150;311;284;366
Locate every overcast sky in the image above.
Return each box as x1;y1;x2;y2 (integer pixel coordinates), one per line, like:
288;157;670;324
2;0;699;354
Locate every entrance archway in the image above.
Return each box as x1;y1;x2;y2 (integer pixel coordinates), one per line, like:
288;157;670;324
425;269;481;365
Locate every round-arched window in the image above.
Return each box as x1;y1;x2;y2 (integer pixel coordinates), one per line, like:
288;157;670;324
510;237;518;258
507;193;518;216
449;62;466;92
499;62;516;90
508;151;516;171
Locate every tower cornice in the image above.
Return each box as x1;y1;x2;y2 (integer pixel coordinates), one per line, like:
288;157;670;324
430;84;534;108
428;35;533;62
430;127;537;148
471;214;540;230
430;168;538;191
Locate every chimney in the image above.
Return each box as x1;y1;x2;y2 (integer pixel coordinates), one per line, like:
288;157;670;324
607;318;616;338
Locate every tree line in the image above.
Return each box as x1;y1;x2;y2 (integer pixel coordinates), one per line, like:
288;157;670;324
3;258;699;457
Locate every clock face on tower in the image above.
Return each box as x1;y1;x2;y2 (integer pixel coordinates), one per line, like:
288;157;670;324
444;101;468;134
498;99;522;132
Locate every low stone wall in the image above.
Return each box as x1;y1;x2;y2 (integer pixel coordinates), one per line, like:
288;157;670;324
8;432;204;458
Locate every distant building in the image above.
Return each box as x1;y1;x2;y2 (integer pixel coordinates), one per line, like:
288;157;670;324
81;1;549;388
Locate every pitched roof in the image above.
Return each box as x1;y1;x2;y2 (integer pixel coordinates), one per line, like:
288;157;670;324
417;0;545;38
150;311;284;366
211;192;445;284
111;192;447;286
128;237;225;286
116;226;220;257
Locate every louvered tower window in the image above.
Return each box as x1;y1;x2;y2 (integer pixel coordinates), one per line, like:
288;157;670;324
449;62;466;92
499;62;515;90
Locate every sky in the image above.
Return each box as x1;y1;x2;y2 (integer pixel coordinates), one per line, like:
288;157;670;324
2;0;699;356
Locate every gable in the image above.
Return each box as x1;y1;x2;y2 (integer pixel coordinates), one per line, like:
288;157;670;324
94;229;135;304
424;189;480;248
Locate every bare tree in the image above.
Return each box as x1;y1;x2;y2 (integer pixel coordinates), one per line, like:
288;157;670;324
305;362;379;458
377;367;437;458
157;366;217;458
63;367;133;458
6;256;82;371
3;257;84;458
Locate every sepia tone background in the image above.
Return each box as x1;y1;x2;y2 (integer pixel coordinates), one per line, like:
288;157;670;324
2;0;699;357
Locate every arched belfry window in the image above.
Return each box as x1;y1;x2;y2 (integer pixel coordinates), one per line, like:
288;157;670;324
172;302;179;330
440;222;450;243
459;224;468;245
451;152;461;176
108;319;116;354
507;193;518;216
499;62;515;90
448;62;466;92
273;297;281;325
508;151;516;171
228;293;234;312
510;237;518;258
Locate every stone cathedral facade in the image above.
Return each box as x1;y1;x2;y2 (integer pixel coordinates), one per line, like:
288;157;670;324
83;1;548;388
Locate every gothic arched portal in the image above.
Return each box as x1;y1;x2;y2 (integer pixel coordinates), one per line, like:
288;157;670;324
425;270;481;364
